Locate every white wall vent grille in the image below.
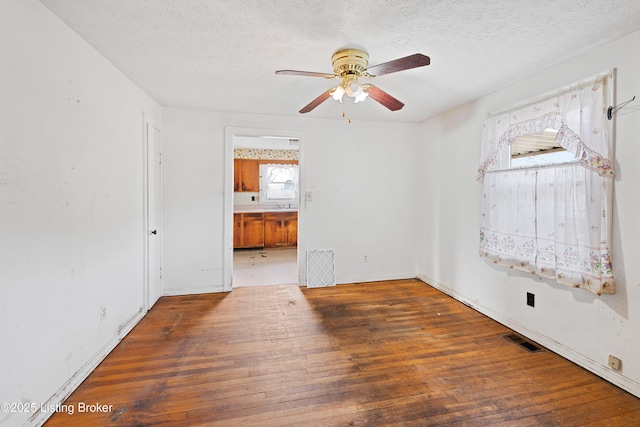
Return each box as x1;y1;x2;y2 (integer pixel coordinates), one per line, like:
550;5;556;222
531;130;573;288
306;250;335;288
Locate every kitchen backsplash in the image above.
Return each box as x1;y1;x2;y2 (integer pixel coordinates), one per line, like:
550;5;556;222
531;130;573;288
234;193;299;210
234;192;259;205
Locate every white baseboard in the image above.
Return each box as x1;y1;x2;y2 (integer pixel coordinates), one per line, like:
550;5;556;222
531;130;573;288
162;285;225;296
338;272;413;286
416;274;640;398
30;307;146;427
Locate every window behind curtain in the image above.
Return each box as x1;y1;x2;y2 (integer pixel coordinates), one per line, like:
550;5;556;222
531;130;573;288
477;71;615;295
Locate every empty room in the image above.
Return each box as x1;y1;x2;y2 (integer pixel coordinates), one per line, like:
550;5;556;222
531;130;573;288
3;1;640;426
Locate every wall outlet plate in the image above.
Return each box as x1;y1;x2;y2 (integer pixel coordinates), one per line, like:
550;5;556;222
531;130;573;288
608;355;622;370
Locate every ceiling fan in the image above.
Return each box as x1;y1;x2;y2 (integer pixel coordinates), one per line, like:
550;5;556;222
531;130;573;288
275;48;430;114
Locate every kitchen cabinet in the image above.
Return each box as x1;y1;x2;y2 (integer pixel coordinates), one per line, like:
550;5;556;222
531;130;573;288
233;213;264;248
264;212;298;248
233;211;298;249
233;159;259;192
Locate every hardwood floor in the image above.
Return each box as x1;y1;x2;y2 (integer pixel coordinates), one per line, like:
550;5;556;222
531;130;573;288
44;279;640;426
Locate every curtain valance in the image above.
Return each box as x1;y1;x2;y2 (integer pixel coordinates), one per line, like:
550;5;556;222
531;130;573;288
477;71;615;182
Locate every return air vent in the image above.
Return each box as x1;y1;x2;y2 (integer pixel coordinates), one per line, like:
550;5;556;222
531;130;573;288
306;249;335;288
504;334;544;353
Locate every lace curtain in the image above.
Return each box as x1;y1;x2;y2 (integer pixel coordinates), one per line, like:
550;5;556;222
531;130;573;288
476;71;615;295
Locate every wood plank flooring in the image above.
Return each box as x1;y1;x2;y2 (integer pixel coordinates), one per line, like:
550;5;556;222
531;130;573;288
44;279;640;426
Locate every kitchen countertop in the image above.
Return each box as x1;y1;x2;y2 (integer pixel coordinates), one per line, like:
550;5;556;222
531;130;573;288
234;205;298;214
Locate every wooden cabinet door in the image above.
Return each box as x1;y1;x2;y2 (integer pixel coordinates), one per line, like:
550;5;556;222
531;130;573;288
264;212;297;248
285;218;298;246
243;218;264;248
233;159;259;192
234;213;264;248
263;219;282;248
240;159;259;192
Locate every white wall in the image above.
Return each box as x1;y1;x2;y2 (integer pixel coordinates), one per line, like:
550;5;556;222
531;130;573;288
0;1;162;426
161;108;421;294
417;29;640;396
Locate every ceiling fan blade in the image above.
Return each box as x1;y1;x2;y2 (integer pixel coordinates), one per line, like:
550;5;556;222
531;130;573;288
363;85;404;111
276;70;337;79
299;89;332;113
366;53;430;76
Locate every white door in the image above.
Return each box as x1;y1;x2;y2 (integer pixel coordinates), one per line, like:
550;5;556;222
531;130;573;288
146;121;162;309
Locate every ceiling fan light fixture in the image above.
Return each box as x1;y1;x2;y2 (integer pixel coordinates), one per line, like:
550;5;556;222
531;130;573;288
344;77;361;97
334;75;368;104
330;85;345;102
353;90;369;104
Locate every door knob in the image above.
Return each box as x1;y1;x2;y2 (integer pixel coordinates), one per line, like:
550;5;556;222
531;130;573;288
150;230;157;235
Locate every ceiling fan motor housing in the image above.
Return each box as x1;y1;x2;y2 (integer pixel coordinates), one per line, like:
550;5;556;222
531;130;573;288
331;49;369;78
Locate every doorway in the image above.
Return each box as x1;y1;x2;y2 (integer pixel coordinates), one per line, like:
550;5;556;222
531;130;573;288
223;128;304;290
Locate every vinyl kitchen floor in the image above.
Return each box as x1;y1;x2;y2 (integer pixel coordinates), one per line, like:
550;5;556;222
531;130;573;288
233;247;298;288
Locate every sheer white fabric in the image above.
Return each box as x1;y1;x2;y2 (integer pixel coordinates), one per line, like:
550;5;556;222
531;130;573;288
477;71;615;295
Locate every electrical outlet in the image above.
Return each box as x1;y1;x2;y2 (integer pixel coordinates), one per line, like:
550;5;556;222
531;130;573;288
305;192;312;201
100;305;107;321
608;355;622;370
527;292;535;307
363;254;368;262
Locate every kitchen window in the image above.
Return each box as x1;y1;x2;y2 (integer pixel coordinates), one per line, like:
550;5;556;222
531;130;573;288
259;163;299;203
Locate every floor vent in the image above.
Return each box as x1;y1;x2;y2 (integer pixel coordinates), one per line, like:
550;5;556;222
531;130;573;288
306;249;335;288
504;334;544;353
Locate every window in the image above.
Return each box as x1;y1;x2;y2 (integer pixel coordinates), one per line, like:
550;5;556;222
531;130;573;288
476;71;615;295
259;164;299;203
510;128;575;168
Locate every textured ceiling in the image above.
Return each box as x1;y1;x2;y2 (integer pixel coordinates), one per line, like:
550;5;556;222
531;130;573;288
39;0;640;123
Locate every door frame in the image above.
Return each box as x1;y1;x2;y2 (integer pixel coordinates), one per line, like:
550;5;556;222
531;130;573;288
143;113;163;310
223;127;306;291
